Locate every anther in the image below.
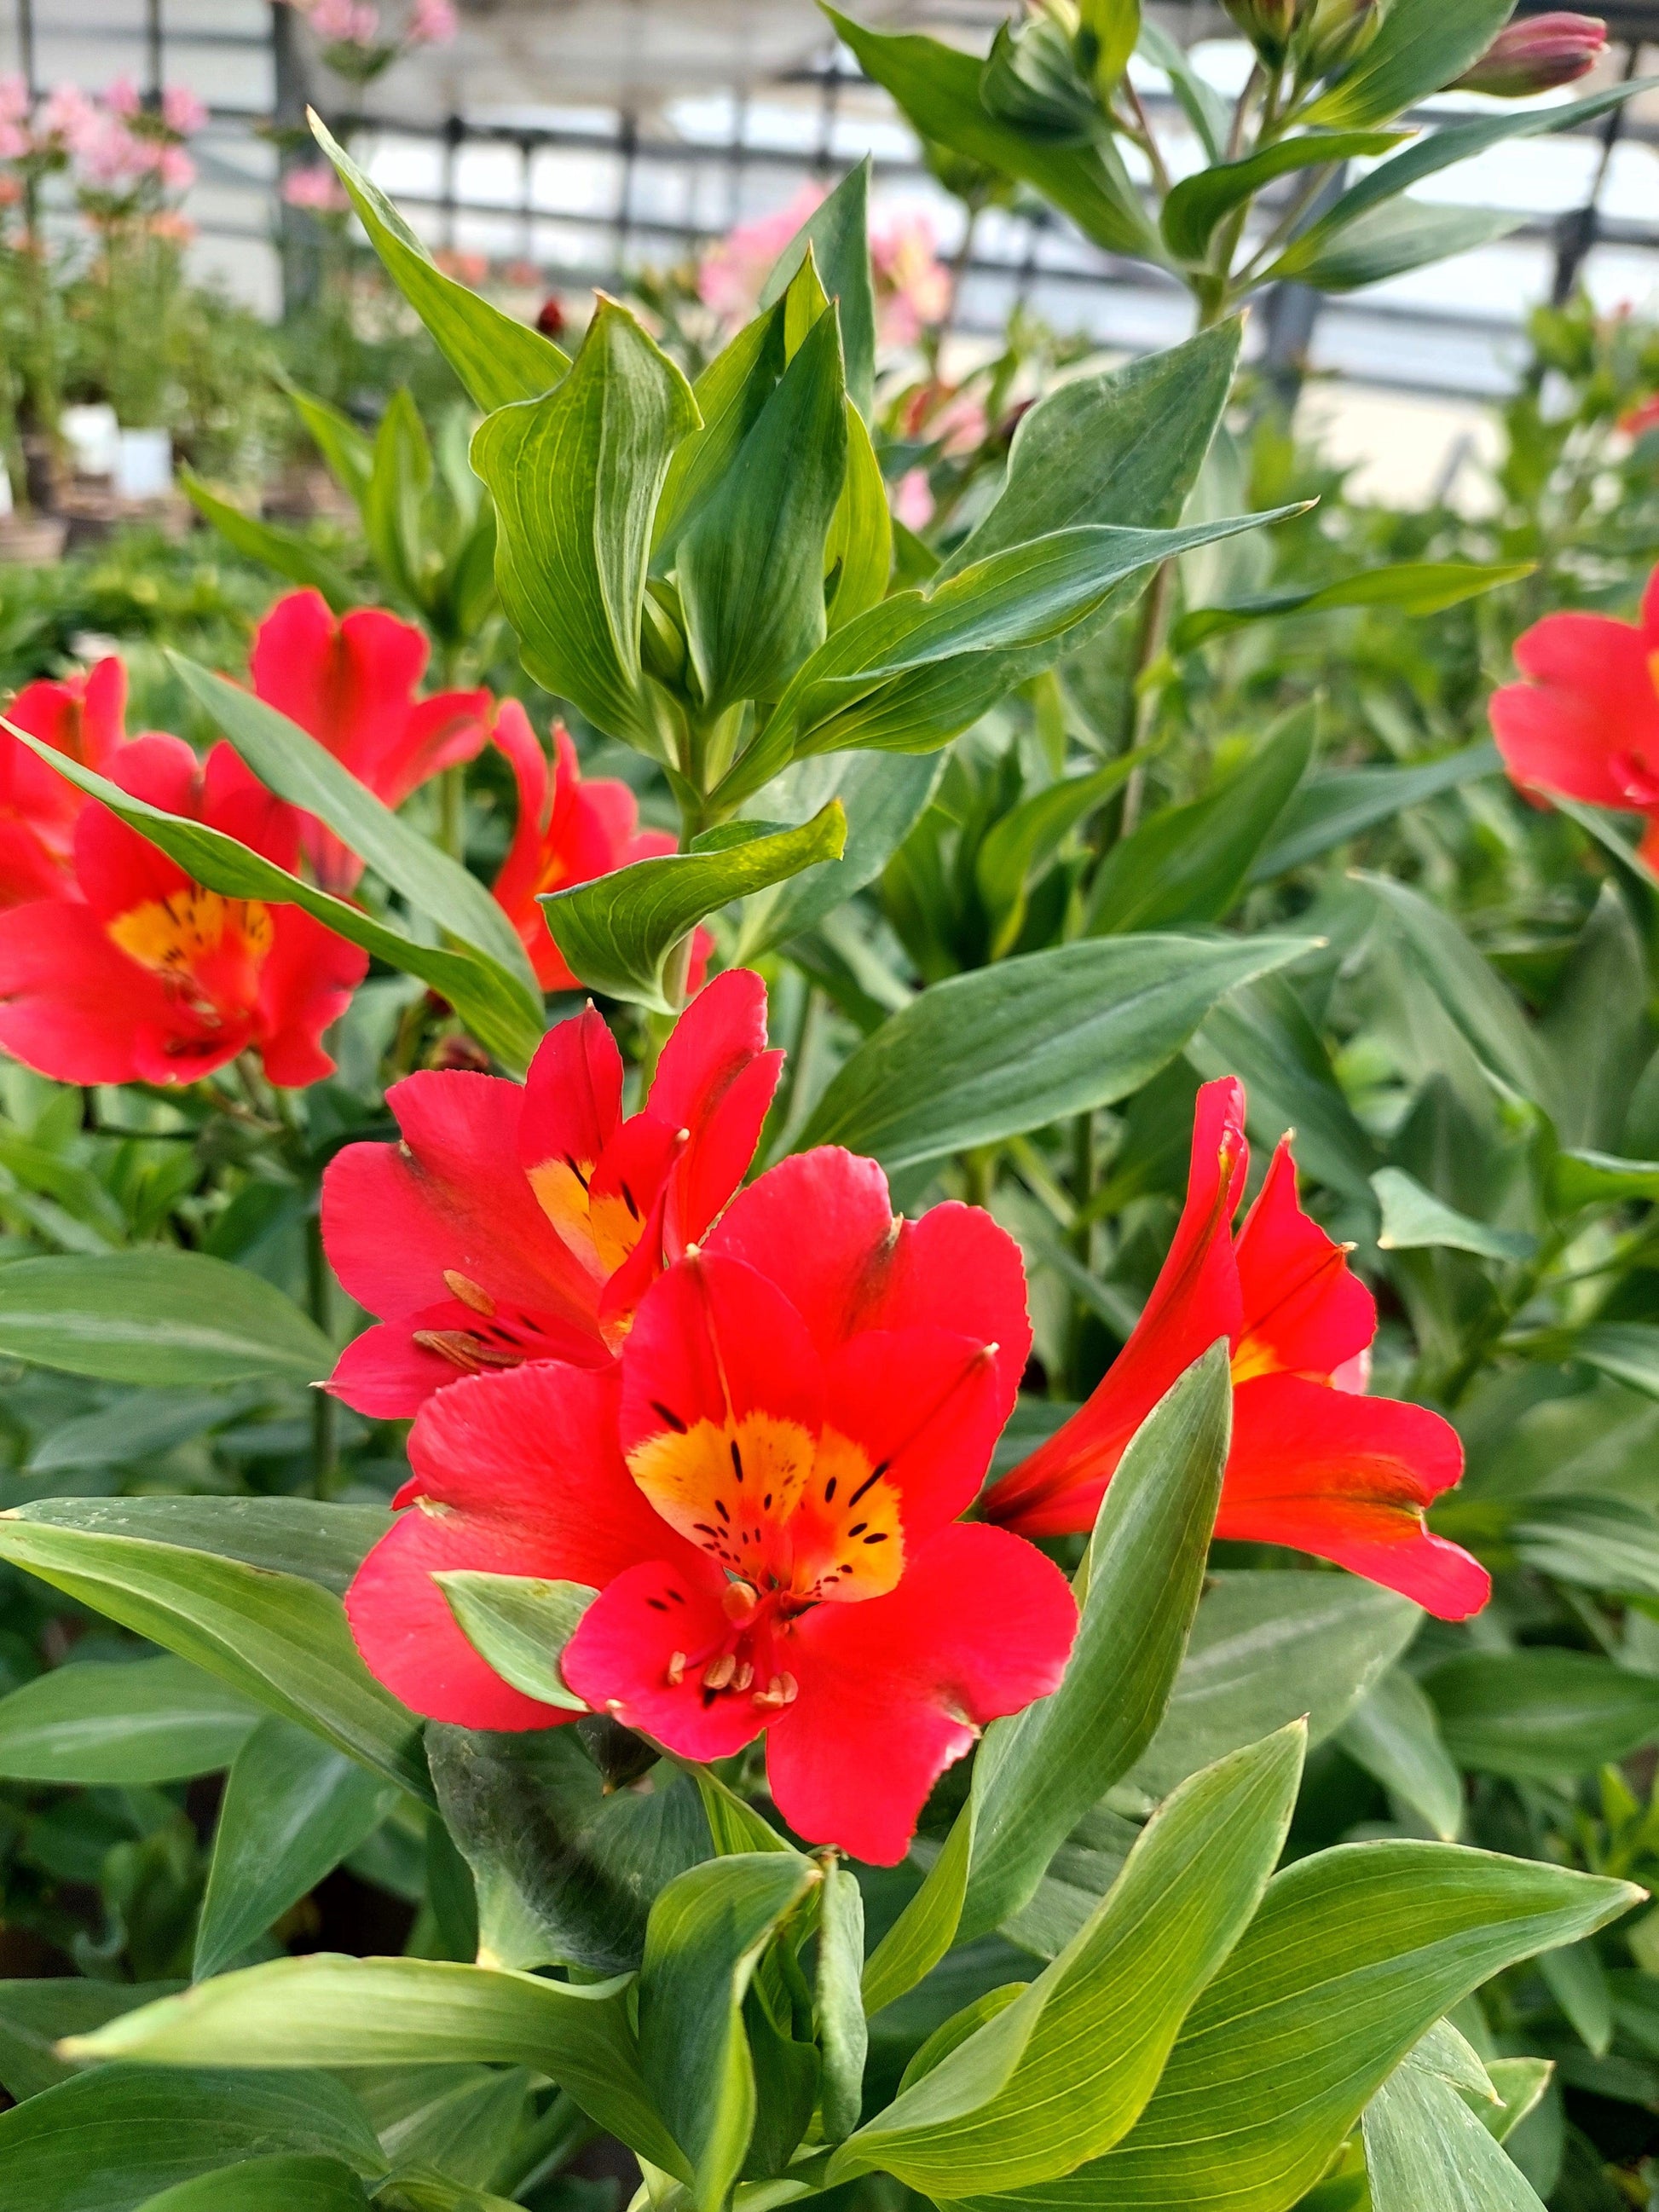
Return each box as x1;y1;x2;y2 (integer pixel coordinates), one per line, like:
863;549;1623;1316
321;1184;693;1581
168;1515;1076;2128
442;1269;496;1317
722;1580;757;1620
732;1661;754;1693
413;1328;482;1372
752;1671;799;1710
702;1654;737;1690
666;1650;686;1685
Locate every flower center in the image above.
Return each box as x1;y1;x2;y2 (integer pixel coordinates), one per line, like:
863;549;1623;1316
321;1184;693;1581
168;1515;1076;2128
107;887;274;1025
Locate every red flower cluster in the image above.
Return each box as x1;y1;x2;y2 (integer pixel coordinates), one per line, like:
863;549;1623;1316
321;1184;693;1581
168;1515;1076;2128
0;733;366;1087
344;1128;1076;1863
322;967;781;1412
983;1078;1488;1621
490;701;708;994
1490;564;1659;869
0;658;128;906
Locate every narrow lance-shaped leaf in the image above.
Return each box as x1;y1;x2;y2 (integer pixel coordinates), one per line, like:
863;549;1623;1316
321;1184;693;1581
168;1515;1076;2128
436;1573;596;1712
1174;563;1533;650
1301;0;1516;127
310;112;569;410
180;471;358;613
1338;1666;1464;1843
817;1867;869;2142
861;1795;977;2018
0;1250;330;1384
0;1979;186;2105
7;1495;390;1597
1159;130;1407;263
1248;741;1500;881
132;2155;372;2212
1265;200;1523;293
760;159;877;419
1363;2024;1548;2212
0;718;543;1072
736;753;943;962
362;386;435;611
542;803;847;1014
0;1655;258;1785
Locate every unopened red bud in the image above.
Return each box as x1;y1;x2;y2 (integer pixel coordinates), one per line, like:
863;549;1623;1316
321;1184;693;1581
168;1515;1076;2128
535;295;564;338
1453;12;1605;96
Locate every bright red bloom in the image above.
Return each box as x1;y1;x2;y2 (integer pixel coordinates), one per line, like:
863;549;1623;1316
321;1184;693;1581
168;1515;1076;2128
491;700;710;994
322;967;783;1415
0;658;128;906
344;1145;1073;1863
1621;396;1659;441
0;735;367;1087
1489;565;1659;869
250;589;492;895
983;1078;1488;1621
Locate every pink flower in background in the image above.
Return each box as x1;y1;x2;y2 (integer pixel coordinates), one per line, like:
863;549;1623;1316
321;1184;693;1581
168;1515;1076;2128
893;470;935;533
37;84;98;154
408;0;459;44
309;0;383;46
102;75;142;118
161;85;208;136
697;182;826;322
73;112;151;191
871;211;951;347
434;246;488;286
153;143;195;192
0;74;28;158
281;165;350;214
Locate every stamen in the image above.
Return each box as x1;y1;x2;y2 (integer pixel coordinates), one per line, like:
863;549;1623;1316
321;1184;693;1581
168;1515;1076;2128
722;1580;757;1620
752;1671;799;1711
702;1654;737;1690
732;1661;754;1693
442;1269;496;1317
666;1650;686;1684
413;1328;483;1372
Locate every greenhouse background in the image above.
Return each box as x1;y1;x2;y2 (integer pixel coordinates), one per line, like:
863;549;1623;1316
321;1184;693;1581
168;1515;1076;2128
5;0;1657;505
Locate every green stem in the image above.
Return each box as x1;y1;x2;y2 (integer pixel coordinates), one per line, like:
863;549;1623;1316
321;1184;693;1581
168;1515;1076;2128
439;761;465;860
1434;1227;1569;1409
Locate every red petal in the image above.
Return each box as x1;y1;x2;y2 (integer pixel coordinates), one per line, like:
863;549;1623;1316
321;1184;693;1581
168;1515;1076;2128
74;735;199;921
254;905;367;1088
561;1554;769;1761
985;1077;1247;1536
373;687;493;812
1218;1373;1488;1620
0;899;177;1085
1232;1140;1375;1383
648;968;782;1244
817;1325;1009;1553
490;700;552;927
520;1002;626;1186
345;1361;685;1728
321;1068;604;1343
766;1524;1077;1863
201;743;303;873
251;590;428;782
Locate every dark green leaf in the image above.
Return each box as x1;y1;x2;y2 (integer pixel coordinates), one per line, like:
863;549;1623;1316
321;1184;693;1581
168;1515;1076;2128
736;752;943;958
0;1979;182;2104
1551;1149;1659;1210
195;1718;396;1980
436;1574;594;1712
796;931;1315;1172
1160;130;1406;263
1304;0;1517;126
286;384;374;510
1267;200;1523;292
471;299;698;752
1373;1167;1536;1262
9;1496;390;1597
862;1803;978;2018
654;306;787;564
0;1655;257;1784
1426;1651;1659;1780
134;2156;372;2212
1248;742;1500;879
310;113;569;410
637;1854;822;2208
818;1867;869;2141
1569;1323;1659;1401
0;2065;385;2212
1338;1666;1464;1842
760;161;877;419
826;402;893;630
0;1250;329;1384
361;388;435;609
1190;974;1380;1209
1364;2029;1546;2212
179;472;356;612
977;755;1143;956
1176;567;1531;651
0;1517;431;1802
26;1389;263;1476
543;802;846;1013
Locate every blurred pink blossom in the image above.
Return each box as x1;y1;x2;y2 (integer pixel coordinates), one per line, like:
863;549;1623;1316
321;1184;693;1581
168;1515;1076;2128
408;0;459;44
893;469;935;532
870;211;951;348
161;85;208;136
281;163;351;212
74;112;152;189
309;0;383;45
435;245;488;285
154;142;195;192
103;75;142;118
697;182;826;321
37;84;98;153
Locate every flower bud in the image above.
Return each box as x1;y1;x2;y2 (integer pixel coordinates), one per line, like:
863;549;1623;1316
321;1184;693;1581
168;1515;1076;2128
1292;0;1384;80
980;10;1101;141
1452;12;1606;96
1221;0;1299;68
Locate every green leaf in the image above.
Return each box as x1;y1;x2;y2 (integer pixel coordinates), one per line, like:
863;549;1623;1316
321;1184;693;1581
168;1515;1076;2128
0;1655;257;1784
1551;1148;1659;1210
7;1495;390;1597
952;1845;1638;2212
817;1867;869;2141
0;2065;385;2212
1539;1939;1612;2057
425;1724;713;1975
688;1764;796;1857
861;1799;978;2018
1425;1650;1659;1780
0;718;542;1073
1266;199;1523;292
637;1854;822;2209
963;1345;1231;1943
0;1517;431;1803
1127;1569;1420;1799
1176;566;1532;651
1568;1322;1659;1401
735;752;943;960
471;298;698;752
309;113;569;410
26;1389;262;1476
362;387;435;610
1190;975;1380;1210
977;755;1144;957
179;471;357;612
64;1965;678;2179
1364;2029;1546;2212
286;383;374;510
826;403;893;631
1248;742;1500;879
0;1979;182;2104
1086;707;1314;934
542;802;847;1013
795;931;1315;1173
759;161;877;419
1338;1666;1464;1841
194;1718;396;1981
1508;1495;1659;1603
1373;1167;1536;1262
1303;0;1516;126
835;1723;1304;2194
679;304;848;715
1160;130;1406;263
730;511;1299;800
0;1250;329;1384
435;1574;595;1712
133;2156;372;2212
827;9;1159;258
169;655;535;994
941;323;1242;579
654;305;787;564
1483;2059;1552;2146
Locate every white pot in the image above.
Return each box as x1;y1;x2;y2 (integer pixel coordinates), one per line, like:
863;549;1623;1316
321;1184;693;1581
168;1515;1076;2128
115;428;174;501
61;402;120;477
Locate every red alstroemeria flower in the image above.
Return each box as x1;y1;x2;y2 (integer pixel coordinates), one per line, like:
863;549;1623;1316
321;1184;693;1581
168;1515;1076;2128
1621;396;1659;441
983;1077;1489;1621
322;967;783;1415
1489;564;1659;869
250;588;492;895
0;735;367;1087
0;657;128;906
491;700;710;994
344;1145;1075;1863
